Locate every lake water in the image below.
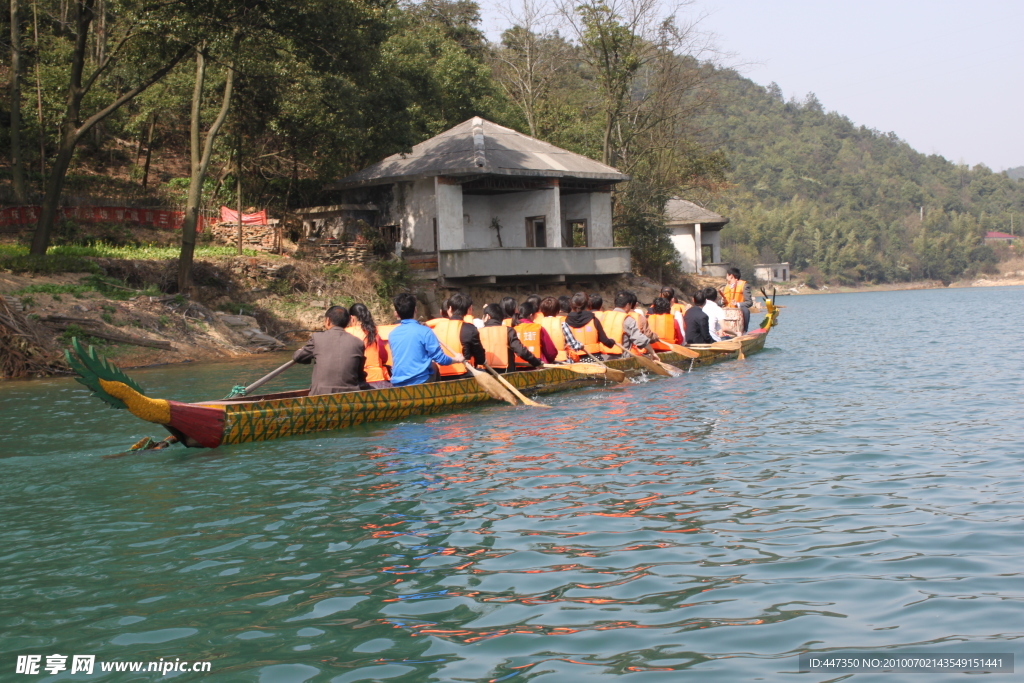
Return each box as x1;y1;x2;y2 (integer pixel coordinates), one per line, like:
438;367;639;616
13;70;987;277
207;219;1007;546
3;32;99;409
1;286;1022;681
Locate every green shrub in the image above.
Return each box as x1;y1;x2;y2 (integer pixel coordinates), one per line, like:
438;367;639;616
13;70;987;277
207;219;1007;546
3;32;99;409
0;253;102;274
371;259;410;300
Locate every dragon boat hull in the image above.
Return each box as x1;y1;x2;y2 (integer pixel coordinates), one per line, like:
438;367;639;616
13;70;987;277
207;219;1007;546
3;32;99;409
68;322;773;450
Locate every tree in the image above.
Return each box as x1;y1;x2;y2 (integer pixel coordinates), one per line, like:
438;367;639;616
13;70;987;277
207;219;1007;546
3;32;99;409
9;0;29;201
29;0;192;255
176;36;239;293
490;0;568;137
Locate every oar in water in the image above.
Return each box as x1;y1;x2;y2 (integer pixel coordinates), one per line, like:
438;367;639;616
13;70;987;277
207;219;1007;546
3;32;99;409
483;363;548;408
627;347;680;377
437;341;518;406
542;363;627;383
223;360;297;399
658;341;700;359
583;351;630;383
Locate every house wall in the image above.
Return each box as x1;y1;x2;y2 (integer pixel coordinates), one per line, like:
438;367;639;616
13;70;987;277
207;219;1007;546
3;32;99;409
479;189;558;248
669;224;697;272
435;178;464;251
391;180;436;252
703;229;722;264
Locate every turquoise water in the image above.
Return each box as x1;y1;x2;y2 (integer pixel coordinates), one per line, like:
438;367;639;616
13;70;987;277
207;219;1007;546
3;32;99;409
2;286;1022;681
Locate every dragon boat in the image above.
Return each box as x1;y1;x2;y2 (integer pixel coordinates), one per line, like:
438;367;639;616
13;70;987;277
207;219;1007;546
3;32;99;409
66;302;778;450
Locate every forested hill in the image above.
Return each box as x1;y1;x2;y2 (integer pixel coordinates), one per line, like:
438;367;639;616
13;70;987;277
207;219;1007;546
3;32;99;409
1006;167;1024;181
698;73;1024;285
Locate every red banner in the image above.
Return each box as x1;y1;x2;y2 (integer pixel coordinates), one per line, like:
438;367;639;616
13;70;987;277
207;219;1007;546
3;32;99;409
0;205;204;230
220;207;267;225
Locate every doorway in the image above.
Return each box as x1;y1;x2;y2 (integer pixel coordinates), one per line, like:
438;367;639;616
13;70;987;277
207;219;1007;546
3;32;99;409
701;244;714;265
567;219;588;247
525;216;546;247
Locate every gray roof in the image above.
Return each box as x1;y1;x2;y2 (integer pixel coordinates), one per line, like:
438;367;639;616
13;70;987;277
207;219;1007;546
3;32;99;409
665;198;729;227
330;117;628;188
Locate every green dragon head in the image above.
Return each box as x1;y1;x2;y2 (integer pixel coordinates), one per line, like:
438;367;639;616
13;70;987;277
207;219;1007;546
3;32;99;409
65;338;147;410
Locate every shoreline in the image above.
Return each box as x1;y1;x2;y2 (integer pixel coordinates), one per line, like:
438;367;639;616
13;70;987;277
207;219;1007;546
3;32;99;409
775;277;1024;296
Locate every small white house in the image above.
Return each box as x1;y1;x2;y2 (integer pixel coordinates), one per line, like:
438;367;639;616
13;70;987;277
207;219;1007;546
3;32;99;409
755;262;791;282
665;199;729;274
324;117;632;283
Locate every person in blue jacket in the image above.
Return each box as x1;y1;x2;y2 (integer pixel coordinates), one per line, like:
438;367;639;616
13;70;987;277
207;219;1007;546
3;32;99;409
387;292;465;386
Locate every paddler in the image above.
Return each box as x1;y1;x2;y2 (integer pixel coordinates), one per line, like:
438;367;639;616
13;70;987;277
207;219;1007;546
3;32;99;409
388;293;465;387
346;303;391;388
538;296;568;363
512;300;556;365
431;292;486;380
683;290;714;344
647;297;684;351
478;303;544;372
602;291;655;357
564;292;616;359
425;298;450;329
525;294;544;321
557;295;571;319
293;306;366;395
500;297;517;326
722;267;753;333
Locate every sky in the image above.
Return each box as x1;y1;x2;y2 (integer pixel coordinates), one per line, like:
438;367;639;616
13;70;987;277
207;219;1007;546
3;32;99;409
478;0;1023;171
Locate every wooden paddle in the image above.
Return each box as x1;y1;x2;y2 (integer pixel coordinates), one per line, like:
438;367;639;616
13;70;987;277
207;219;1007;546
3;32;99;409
543;363;627;383
437;341;518;406
627;347;679;377
483;363;548;408
583;351;631;383
223;360;296;399
658;342;700;359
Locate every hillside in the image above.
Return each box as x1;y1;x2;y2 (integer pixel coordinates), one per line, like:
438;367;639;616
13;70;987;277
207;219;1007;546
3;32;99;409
697;75;1024;284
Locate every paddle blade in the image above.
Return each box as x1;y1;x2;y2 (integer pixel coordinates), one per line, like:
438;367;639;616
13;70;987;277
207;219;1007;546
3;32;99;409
664;342;700;359
466;366;518;405
629;350;672;377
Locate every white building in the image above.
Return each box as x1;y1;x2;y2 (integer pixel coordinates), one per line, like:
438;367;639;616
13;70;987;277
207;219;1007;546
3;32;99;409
665;199;729;274
755;262;791;282
322;117;632;283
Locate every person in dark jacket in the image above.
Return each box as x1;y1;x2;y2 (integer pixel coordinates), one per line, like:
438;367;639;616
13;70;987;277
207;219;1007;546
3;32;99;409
479;303;544;371
564;292;616;356
683;290;714;345
293;306;366;395
432;293;486;379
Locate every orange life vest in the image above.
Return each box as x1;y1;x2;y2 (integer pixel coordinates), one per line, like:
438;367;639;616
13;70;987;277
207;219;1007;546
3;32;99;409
670;302;688;315
648;313;679;351
501;318;513;327
513;321;543;367
723;279;747;308
346;325;390;382
478;325;509;369
539;315;567;362
425;317;446;329
378;323;398;369
593;310;606;324
601;310;627;354
533;312;543;322
568;319;606;355
463;314;475;323
431;319;467;376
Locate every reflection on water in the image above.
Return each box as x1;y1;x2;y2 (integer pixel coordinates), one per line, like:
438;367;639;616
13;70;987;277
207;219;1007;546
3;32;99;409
1;286;1022;681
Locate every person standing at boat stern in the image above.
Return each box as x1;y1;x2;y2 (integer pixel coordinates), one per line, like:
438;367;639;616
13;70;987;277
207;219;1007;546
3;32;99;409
722;267;753;333
293;306;366;396
389;292;464;387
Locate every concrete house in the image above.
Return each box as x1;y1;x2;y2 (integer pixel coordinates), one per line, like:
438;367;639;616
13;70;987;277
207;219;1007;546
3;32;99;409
665;198;729;274
327;117;631;283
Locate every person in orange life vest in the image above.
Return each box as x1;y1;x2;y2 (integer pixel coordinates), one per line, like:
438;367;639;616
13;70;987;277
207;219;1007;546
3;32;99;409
557;295;571;319
478;303;544;372
648;297;684;351
588;293;605;324
512;300;557;364
525;294;544;321
293;306;366;395
431;292;486;379
722;267;753;333
500;296;517;326
376;320;398;375
425;297;450;329
538;296;568;362
620;289;653;337
563;292;617;358
388;292;464;387
605;290;655;356
345;303;392;388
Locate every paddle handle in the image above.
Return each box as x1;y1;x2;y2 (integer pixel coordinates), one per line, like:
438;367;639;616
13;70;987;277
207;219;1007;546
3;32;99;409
245;360;296;394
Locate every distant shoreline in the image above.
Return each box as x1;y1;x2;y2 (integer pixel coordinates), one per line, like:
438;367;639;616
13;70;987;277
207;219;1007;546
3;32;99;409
770;277;1024;296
